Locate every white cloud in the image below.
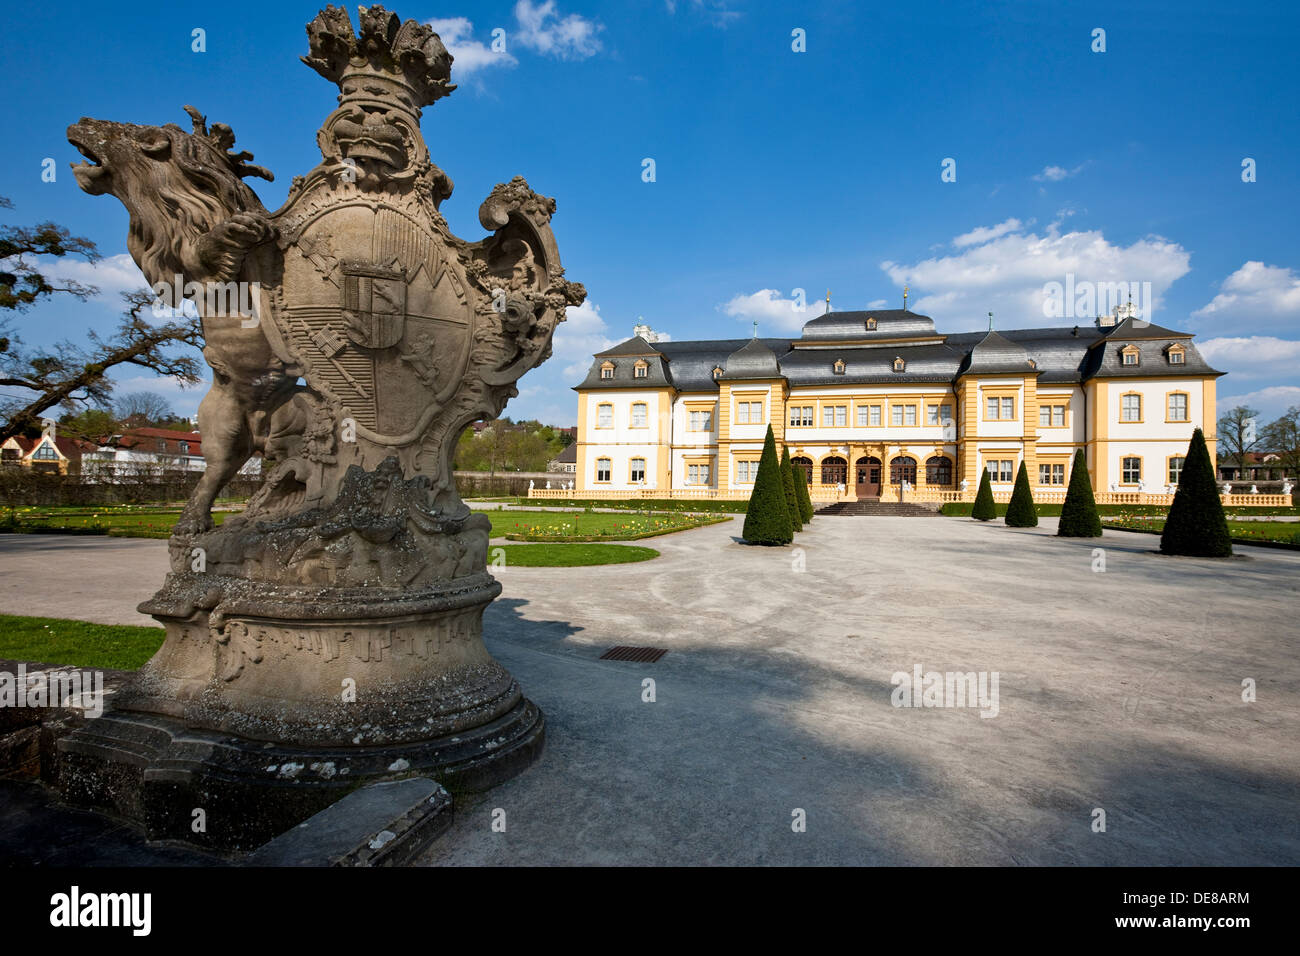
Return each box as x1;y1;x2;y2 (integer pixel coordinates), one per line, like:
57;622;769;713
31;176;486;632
512;1;603;59
866;298;888;308
1033;163;1086;182
880;221;1192;329
30;252;149;299
427;17;518;76
1197;336;1300;379
1217;385;1300;420
953;218;1024;248
1193;261;1300;327
551;299;617;381
719;289;828;333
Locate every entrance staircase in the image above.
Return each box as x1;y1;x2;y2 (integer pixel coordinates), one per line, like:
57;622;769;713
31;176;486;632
815;499;942;517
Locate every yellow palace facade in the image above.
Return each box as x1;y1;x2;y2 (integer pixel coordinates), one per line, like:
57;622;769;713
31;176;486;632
565;308;1226;503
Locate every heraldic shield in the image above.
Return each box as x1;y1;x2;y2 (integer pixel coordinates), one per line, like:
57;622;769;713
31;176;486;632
280;199;475;442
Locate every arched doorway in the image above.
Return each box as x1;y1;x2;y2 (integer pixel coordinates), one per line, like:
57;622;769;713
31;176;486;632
855;456;881;498
821;456;847;487
791;456;813;485
890;455;917;486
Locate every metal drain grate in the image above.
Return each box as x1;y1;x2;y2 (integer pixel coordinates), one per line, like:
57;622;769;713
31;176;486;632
599;646;668;663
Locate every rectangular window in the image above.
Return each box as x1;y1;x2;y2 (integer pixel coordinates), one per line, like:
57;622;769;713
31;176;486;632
631;404;647;427
987;459;1014;483
737;460;760;482
1167;393;1188;421
1121;394;1141;422
687;463;711;485
1122;351;1139;366
1122;457;1142;484
856;405;870;427
634;365;647;378
870;405;881;426
1002;397;1014;419
1169;351;1184;364
822;405;846;427
600;366;613;379
788;406;812;427
892;405;903;427
736;400;763;424
986;396;1016;420
927;404;939;426
689;410;713;431
597;404;613;428
1039;463;1065;485
1168;456;1185;485
596;459;611;482
1039;404;1067;427
630;458;646;482
904;405;917;426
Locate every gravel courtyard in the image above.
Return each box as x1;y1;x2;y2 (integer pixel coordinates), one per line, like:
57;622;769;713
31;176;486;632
2;517;1297;865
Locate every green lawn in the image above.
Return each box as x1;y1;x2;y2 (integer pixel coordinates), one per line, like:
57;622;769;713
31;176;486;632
1102;516;1300;546
0;614;165;670
481;508;728;540
489;543;659;566
942;502;1298;518
0;506;231;538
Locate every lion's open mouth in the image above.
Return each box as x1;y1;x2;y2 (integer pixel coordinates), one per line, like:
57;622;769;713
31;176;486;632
68;130;111;193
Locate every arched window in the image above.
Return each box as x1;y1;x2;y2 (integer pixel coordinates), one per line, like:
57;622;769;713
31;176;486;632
791;456;813;484
925;456;952;485
821;456;847;486
890;456;917;485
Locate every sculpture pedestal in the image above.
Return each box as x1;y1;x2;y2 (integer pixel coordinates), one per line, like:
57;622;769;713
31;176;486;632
54;574;545;851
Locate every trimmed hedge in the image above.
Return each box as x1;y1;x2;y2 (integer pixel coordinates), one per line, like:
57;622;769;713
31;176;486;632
780;446;802;531
971;469;996;521
1161;428;1233;557
741;426;793;545
794;463;814;523
1004;461;1038;527
1057;448;1102;537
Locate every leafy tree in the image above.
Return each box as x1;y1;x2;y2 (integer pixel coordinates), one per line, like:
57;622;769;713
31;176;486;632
779;445;801;531
0;196;100;312
1216;405;1260;486
1161;428;1232;557
971;468;996;520
1004;461;1038;527
1;290;202;444
794;461;814;522
57;407;117;443
1057;449;1102;537
741;425;793;545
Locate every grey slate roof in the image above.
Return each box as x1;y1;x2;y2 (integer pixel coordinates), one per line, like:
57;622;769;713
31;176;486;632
574;312;1222;391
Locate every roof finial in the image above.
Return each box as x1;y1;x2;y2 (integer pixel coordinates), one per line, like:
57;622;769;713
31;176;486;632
825;288;831;313
752;320;758;339
988;311;994;331
903;285;909;311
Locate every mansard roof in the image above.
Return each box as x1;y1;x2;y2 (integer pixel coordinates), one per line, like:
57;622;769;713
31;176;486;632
575;312;1222;391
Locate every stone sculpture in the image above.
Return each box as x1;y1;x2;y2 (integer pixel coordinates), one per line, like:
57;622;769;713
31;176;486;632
59;5;584;849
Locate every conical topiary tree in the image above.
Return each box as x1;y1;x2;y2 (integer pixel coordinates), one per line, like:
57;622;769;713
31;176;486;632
1161;428;1233;557
794;462;814;523
779;445;802;531
1058;448;1102;537
971;468;996;520
1004;461;1038;527
742;425;794;545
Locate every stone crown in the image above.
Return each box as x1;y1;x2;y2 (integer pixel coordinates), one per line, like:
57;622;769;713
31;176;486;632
301;5;456;111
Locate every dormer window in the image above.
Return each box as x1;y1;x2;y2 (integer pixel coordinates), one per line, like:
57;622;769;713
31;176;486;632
1166;344;1185;365
633;360;649;379
865;317;878;331
893;356;906;373
712;366;724;380
600;361;615;380
833;359;846;375
1121;345;1140;367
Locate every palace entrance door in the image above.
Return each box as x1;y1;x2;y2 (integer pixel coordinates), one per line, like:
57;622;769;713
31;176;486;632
856;456;881;498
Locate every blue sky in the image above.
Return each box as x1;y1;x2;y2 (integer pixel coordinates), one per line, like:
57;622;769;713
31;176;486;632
3;0;1298;429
